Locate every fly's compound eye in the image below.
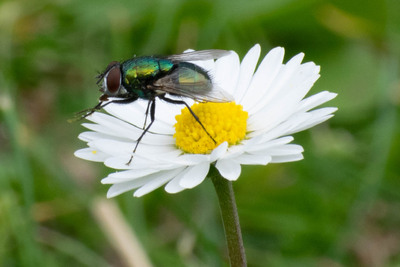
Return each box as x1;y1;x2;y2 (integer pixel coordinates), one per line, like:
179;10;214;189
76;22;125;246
105;66;121;96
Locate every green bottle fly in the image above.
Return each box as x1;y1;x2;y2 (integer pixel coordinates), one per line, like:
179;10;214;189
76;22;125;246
79;49;233;164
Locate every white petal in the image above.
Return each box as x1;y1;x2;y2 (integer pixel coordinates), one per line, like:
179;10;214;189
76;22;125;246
84;119;174;145
179;162;210;189
215;159;241;181
286;52;305;66
247;62;321;133
210;142;229;161
164;169;188;194
246;139;302;155
241;47;284;113
214;51;240;96
272;113;315;136
244;136;294;151
234;44;261;103
296;91;337;113
173;154;209;165
153;100;184;125
92;139;179;162
104;155;177;170
78;131;109;142
134;168;185;197
107;177;151;198
247;115;296;139
81;122;123;138
253;60;319;112
271;154;304;163
267;144;304;156
286;108;337;134
101;168;160;184
233;153;271;165
85;112;144;139
82;120;173;146
105;102;176;135
218;144;245;161
90;139;133;156
74;148;109;162
257;53;309;108
102;99;146;129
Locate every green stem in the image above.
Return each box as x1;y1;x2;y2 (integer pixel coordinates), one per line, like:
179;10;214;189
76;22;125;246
210;169;247;267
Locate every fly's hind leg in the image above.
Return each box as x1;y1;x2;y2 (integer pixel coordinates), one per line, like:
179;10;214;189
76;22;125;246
158;95;217;144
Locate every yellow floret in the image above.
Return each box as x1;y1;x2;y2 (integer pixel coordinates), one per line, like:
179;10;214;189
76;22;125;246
174;102;248;154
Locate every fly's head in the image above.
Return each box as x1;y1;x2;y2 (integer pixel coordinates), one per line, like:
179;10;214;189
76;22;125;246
96;61;128;99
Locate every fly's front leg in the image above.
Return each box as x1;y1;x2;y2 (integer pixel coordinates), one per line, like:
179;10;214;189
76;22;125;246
127;98;156;165
71;95;139;122
71;101;105;121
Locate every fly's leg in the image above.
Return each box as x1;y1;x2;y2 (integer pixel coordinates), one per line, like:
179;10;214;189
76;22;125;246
143;99;152;129
70;95;139;122
72;101;105;121
158;95;217;144
127;98;156;165
69;101;112;123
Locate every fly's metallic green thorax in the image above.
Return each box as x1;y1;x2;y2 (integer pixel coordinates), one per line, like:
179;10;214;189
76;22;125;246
122;57;173;89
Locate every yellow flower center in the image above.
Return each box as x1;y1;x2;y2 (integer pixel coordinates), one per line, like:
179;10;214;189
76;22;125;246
174;102;248;154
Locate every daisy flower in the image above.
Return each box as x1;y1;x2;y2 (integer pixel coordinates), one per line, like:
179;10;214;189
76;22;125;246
75;44;337;198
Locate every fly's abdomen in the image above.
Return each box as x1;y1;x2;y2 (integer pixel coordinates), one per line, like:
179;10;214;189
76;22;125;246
176;62;212;89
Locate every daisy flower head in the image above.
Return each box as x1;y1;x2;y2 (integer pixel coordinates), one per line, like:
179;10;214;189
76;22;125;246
75;44;337;198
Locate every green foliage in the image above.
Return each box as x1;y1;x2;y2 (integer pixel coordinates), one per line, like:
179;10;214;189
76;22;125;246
1;0;399;266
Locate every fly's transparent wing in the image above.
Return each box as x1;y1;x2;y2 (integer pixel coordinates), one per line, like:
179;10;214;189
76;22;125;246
152;62;233;103
166;49;231;62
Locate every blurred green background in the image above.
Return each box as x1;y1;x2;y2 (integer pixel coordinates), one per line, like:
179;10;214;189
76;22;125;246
1;0;399;266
